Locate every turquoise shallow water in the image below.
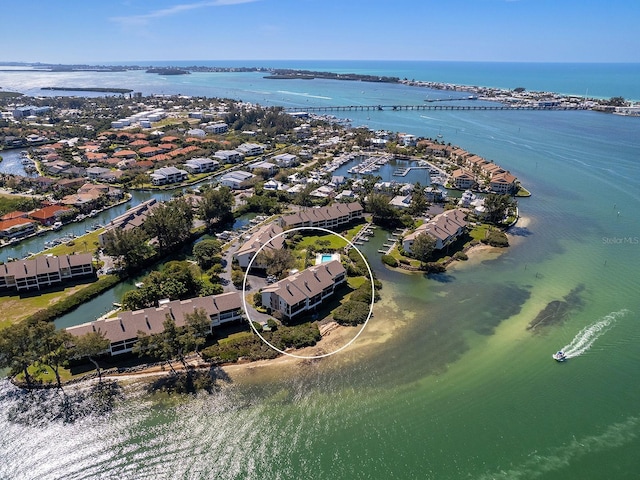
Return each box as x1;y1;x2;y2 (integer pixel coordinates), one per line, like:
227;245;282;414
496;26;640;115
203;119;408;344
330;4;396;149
1;63;639;479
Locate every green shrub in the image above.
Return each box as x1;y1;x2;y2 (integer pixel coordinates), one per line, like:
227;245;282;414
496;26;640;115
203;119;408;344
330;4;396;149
423;262;446;274
453;251;468;261
333;300;370;326
482;230;509;247
381;254;398;267
24;274;120;324
267;318;278;331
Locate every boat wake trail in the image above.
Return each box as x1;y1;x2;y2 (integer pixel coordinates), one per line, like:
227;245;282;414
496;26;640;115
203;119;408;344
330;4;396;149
560;310;628;358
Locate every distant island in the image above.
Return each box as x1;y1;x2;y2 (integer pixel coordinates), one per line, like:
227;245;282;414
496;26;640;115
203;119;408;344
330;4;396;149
145;68;190;75
265;69;400;83
41;86;133;94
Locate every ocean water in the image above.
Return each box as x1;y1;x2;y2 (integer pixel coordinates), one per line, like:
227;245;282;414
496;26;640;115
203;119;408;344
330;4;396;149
1;62;639;479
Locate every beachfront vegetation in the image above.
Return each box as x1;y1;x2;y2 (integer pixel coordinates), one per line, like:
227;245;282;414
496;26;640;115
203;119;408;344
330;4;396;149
381;254;398;267
133;311;209;374
482;229;509;247
333;300;370;326
72;331;110;383
201;322;321;363
484;193;515;225
0;318;73;390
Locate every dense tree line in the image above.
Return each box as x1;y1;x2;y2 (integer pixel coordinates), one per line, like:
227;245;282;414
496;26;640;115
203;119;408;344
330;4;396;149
0;319;110;390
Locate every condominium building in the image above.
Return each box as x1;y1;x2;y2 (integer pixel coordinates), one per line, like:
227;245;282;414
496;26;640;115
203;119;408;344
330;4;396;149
261;260;346;319
66;292;243;356
279;202;363;230
0;253;94;292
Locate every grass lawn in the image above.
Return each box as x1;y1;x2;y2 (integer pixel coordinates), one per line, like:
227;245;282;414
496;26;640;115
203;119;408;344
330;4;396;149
219;331;253;344
38;228;103;257
0;278;99;327
347;276;367;290
297;232;348;251
468;224;490;243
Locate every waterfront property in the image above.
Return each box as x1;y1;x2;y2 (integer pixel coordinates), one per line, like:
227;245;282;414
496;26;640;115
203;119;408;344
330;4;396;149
184;157;219;173
234;223;284;269
219;170;256;189
0;217;38;240
489;171;519;194
150;166;189;186
403;209;468;253
66;292;243;356
213;149;244;163
279;202;364;230
237;142;266;157
451;169;476;190
98;199;159;247
0;253;94;292
261;260;346;319
28;205;72;226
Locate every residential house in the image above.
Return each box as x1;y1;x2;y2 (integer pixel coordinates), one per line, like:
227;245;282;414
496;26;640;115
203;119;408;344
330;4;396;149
66;292;243;356
86;166;112;180
138;146;164;158
186;128;206;138
0;218;38;240
113;149;137;159
263;179;285;192
99;199;159;247
247;160;278;176
261;260;346;319
271;153;297;167
237;143;266;157
489;172;518;194
29;205;72;226
204;122;228;134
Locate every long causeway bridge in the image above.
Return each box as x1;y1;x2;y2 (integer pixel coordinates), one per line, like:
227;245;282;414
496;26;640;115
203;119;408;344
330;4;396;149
284;104;584;113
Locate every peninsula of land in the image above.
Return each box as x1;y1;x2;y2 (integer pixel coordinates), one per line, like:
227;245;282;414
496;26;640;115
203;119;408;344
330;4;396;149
1;83;524;394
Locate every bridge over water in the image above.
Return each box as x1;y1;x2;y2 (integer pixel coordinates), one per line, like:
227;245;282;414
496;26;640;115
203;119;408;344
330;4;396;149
284;104;584;113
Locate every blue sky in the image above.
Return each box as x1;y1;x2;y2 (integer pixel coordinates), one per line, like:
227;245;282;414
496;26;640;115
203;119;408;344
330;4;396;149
2;0;639;63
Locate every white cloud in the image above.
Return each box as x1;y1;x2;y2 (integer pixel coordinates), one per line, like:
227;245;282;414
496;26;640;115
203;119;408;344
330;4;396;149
110;0;258;26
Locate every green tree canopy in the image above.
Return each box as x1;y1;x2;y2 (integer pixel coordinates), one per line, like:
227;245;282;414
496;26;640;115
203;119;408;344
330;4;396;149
73;331;111;383
367;193;401;227
144;197;194;251
102;227;153;271
411;232;436;266
198;186;234;228
192;239;223;270
484;193;514;224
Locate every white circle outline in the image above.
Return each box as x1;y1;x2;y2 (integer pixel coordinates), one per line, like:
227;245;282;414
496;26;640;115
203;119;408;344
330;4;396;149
241;225;375;359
